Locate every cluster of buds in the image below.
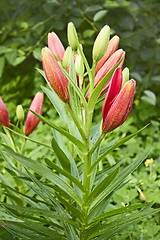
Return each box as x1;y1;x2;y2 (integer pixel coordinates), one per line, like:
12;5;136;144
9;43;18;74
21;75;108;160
0;93;44;136
41;22;136;133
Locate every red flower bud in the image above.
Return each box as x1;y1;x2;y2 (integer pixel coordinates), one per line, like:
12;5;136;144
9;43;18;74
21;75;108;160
86;49;125;101
25;92;44;136
42;47;69;102
0;97;10;128
102;68;136;133
48;32;65;62
95;35;120;74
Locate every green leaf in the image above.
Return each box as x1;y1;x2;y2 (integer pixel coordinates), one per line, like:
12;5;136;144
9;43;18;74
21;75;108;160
29;110;86;153
89;206;159;239
93;10;108;22
90;124;150;173
41;86;68;123
88;151;150;212
51;137;71;171
13;56;26;66
68;57;81;117
7;127;53;150
88;202;151;225
0;56;5;77
4;221;64;240
3;149;83;207
86;167;119;205
1;203;78;229
45;158;84;192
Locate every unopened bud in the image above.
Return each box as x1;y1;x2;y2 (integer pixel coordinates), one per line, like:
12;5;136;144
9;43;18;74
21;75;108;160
75;54;84;75
92;25;110;62
122;67;129;87
62;46;72;69
16;105;24;121
67;22;79;51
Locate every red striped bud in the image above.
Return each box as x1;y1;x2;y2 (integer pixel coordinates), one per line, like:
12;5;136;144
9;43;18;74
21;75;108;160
95;35;120;74
0;97;10;128
48;32;65;62
25;92;43;136
86;49;125;101
42;47;69;102
102;71;136;133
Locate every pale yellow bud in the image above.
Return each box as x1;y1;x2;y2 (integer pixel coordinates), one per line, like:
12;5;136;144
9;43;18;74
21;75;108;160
16;105;24;122
92;25;110;62
67;22;79;51
62;46;72;69
75;55;84;75
122;67;129;87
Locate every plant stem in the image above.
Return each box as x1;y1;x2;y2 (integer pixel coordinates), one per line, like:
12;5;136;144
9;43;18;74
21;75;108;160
90;133;105;154
67;103;86;141
90;60;96;97
3;127;18;152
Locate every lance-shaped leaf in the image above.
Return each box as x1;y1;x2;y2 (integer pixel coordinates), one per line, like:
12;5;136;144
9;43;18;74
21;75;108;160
86;167;119;206
45;158;84;192
51;137;71;171
29;110;87;153
3;149;83;207
90;124;149;173
88;151;150;212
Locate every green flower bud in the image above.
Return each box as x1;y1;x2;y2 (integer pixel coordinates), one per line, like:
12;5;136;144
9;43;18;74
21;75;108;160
16;105;24;122
75;54;84;75
67;22;79;51
92;25;110;62
122;67;129;87
62;46;72;69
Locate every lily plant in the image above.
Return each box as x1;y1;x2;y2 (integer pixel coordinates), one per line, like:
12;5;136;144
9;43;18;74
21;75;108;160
0;23;159;240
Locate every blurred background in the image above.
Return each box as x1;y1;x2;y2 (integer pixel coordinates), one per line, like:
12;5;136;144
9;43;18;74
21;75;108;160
0;0;160;239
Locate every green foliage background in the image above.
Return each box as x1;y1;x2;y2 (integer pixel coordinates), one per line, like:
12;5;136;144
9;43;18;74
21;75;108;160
0;0;160;239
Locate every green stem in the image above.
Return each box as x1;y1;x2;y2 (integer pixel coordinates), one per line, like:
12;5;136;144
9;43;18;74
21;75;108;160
90;133;105;154
77;42;92;87
3;127;18;152
67;103;86;141
90;60;97;97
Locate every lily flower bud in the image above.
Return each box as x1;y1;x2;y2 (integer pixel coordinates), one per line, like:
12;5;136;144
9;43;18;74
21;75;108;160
75;54;84;75
16;105;24;122
92;25;110;62
62;46;72;69
122;67;129;87
95;35;120;74
48;32;65;62
25;92;43;136
0;97;10;128
86;49;125;101
67;22;79;51
42;47;69;102
102;68;136;133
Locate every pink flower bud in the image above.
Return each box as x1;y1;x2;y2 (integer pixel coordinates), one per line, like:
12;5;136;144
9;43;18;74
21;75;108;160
25;92;44;136
48;32;65;62
42;47;69;102
95;35;120;74
0;97;10;128
86;49;125;101
102;69;136;133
